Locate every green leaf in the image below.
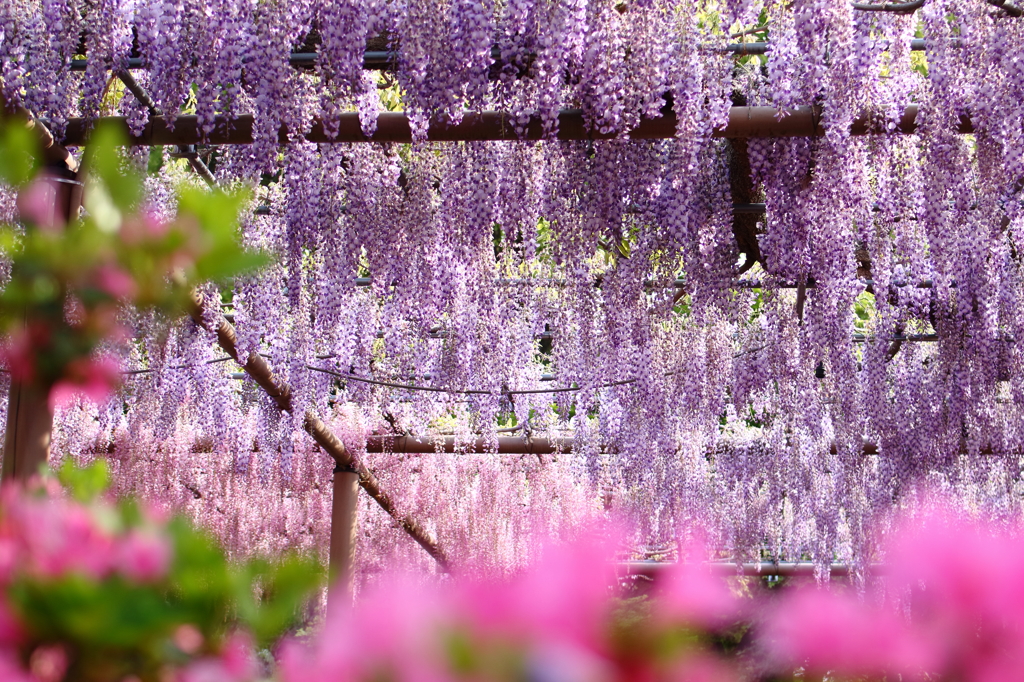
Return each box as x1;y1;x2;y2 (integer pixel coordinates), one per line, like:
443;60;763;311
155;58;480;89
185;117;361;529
0;122;40;187
58;459;111;502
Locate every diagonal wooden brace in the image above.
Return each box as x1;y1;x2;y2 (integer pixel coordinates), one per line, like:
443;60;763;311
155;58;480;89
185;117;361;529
187;292;451;572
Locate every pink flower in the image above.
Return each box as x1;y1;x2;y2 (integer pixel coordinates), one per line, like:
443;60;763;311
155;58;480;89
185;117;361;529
93;265;138;299
117;530;171;582
29;644;68;682
458;528;620;654
16;176;63;233
9;497;115;579
525;642;614;682
883;497;1024;678
761;586;936;679
173;625;205;655
279;576;451;682
0;600;24;647
179;632;257;682
1;329;37;383
0;650;36;682
119;212;169;244
655;538;740;630
48;357;121;410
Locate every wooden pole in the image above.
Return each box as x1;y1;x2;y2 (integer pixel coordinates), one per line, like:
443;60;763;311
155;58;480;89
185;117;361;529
328;465;360;601
1;382;53;482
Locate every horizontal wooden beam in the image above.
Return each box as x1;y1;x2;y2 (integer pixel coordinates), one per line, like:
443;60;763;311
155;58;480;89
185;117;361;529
60;105;973;147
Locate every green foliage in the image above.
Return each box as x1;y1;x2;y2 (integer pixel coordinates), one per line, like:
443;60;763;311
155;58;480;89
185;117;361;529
853;290;875;335
57;459;111;503
83;122;145;212
0;123;39;187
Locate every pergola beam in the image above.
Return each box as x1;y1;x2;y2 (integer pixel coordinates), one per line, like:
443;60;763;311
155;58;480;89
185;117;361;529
60;105;972;147
626;561;857;578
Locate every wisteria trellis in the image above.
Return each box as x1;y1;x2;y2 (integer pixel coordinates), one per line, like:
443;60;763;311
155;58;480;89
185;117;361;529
3;0;1024;578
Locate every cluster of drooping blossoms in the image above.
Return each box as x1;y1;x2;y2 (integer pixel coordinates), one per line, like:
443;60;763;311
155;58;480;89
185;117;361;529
5;1;1018;158
0;462;321;682
5;0;1024;580
71;98;1024;576
278;495;1024;682
49;394;605;581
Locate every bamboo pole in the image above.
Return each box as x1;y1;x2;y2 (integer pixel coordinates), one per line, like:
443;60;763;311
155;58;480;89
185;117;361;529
59;105;974;147
186;292;451;572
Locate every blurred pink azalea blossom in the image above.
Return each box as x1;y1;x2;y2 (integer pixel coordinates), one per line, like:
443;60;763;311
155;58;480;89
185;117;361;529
178;632;257;682
0;650;35;682
16;177;62;233
1;330;36;383
279;576;451;682
12;499;115;579
457;528;619;655
526;642;614;682
48;357;121;410
119;211;169;244
117;530;171;582
762;586;937;679
28;644;68;682
93;265;138;299
655;538;740;630
884;497;1024;678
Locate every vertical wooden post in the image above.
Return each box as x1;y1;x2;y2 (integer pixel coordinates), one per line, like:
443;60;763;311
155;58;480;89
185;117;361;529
1;381;52;482
328;464;360;602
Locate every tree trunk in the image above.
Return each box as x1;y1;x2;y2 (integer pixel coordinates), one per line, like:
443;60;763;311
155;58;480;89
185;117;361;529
2;382;53;482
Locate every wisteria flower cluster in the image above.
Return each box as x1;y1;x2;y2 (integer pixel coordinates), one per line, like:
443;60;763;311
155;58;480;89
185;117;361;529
2;1;1017;151
3;0;1024;589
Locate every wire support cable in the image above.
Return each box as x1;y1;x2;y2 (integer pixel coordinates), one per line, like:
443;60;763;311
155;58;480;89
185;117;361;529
307;365;639;396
